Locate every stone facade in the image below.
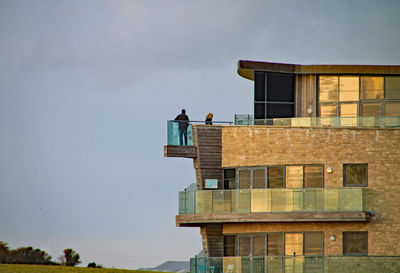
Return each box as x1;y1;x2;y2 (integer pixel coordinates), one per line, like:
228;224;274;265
219;125;400;256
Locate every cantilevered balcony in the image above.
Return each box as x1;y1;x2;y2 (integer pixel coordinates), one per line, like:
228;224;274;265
189;256;400;273
177;188;370;226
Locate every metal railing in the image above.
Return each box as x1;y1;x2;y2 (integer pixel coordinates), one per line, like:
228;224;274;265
234;115;400;128
190;256;400;273
179;188;365;215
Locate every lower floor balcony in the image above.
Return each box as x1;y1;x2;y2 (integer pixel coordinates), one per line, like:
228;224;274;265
177;188;370;226
190;256;400;273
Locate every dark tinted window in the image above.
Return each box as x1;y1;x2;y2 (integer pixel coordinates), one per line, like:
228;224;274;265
267;73;295;102
343;232;368;256
267;103;294;118
344;164;368;186
255;72;266;101
255;103;266;119
224;236;236;256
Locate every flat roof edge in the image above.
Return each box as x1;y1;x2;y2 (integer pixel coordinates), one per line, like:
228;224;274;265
238;60;400;81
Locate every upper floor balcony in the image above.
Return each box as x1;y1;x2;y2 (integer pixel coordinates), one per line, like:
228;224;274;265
177;188;370;226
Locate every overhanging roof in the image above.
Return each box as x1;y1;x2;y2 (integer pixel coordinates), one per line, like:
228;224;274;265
237;60;400;81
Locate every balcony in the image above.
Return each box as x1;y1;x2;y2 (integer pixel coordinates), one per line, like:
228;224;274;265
190;256;400;273
234;115;400;128
177;188;370;226
164;120;197;158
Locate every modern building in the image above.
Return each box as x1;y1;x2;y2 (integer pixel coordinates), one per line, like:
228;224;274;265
164;61;400;272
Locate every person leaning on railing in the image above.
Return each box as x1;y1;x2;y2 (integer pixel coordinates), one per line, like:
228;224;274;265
175;109;190;145
205;113;213;125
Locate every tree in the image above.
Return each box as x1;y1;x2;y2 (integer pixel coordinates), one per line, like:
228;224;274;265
0;242;11;263
61;248;81;266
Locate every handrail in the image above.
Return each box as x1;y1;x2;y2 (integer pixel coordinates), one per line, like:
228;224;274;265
168;120;233;125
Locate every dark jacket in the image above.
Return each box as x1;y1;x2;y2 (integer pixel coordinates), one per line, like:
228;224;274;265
175;113;189;130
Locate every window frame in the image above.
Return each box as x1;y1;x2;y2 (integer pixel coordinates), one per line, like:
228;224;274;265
343;164;368;187
343;231;368;256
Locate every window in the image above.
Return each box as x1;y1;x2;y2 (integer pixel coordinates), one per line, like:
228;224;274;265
319;75;400;119
304;165;324;188
385;77;400;99
224;236;236;256
268;166;284;188
344;164;368;186
224;232;323;257
285;233;303;256
267;233;284;256
227;164;324;189
343;232;368;256
304;232;324;255
224;169;236;189
361;77;383;100
254;72;295;120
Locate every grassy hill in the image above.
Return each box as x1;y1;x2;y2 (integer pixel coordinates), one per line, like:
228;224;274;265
0;264;170;273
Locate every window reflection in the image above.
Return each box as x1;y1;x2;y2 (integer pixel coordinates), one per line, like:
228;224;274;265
361;77;383;100
285;233;303;256
385;77;400;99
339;77;359;102
319;76;338;102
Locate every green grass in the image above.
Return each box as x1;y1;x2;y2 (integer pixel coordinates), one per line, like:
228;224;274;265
0;264;171;273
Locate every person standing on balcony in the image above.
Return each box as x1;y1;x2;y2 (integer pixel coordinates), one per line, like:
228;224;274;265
205;113;213;125
175;109;189;145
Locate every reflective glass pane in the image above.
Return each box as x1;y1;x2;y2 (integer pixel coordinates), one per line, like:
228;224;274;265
339;77;359;101
239;237;251;256
271;189;286;211
304;165;323;188
251;189;270;212
213;190;231;213
286;166;303;188
285;233;303;256
320;104;337;117
268;234;284;256
253;169;266;189
340;188;363;211
344;164;367;186
268;166;284;188
340;103;358;117
361;77;383;99
385;77;400;99
304;232;323;255
304;189;323;211
362;103;381;116
319;76;338;102
385;102;400;116
253;236;266;256
196;191;212;214
239;170;251;189
324;189;339;211
235;190;251;213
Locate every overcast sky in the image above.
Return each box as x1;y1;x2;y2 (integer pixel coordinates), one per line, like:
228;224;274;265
1;0;399;269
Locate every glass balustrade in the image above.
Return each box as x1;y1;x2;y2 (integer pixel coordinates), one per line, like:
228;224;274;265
234;115;400;128
179;188;365;215
190;256;400;273
167;120;194;145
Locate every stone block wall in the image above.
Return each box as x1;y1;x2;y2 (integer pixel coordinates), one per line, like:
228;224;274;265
219;126;400;256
